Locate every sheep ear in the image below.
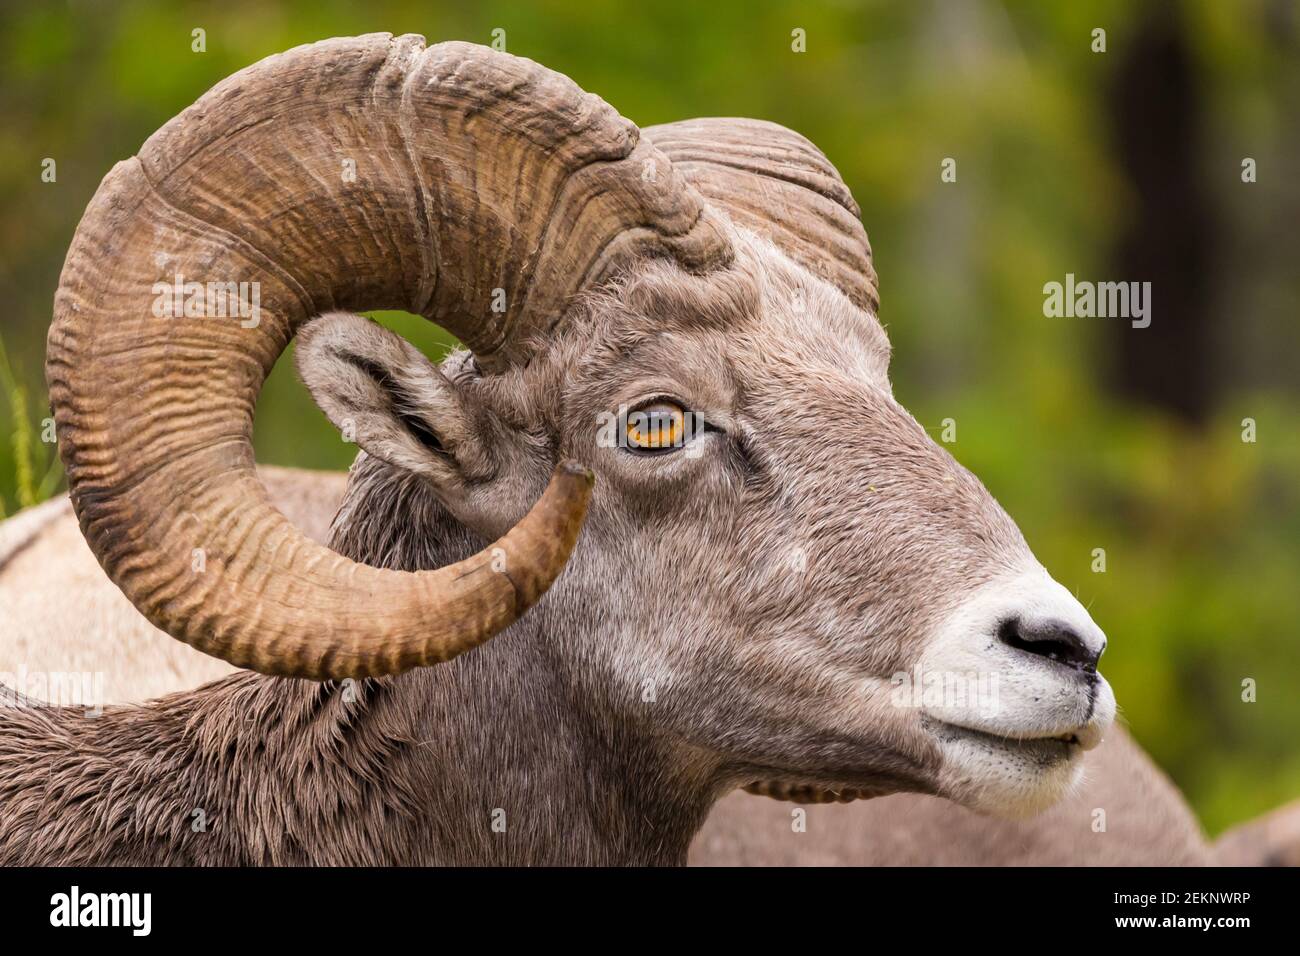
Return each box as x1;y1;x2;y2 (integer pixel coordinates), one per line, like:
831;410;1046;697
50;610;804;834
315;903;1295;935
295;313;496;483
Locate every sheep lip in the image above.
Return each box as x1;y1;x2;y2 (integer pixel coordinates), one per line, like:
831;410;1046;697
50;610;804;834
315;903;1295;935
928;719;1103;755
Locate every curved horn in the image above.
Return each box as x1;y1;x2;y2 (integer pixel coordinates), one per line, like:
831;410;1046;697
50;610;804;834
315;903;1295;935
643;117;877;314
47;34;731;679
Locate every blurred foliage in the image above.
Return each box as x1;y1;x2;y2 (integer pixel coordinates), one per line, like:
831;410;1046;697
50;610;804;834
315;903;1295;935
0;0;1297;835
0;331;61;517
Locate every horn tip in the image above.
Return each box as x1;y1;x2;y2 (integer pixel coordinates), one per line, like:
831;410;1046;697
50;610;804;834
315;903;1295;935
556;459;595;485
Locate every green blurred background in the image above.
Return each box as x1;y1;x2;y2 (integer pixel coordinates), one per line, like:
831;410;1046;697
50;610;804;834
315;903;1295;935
0;0;1296;834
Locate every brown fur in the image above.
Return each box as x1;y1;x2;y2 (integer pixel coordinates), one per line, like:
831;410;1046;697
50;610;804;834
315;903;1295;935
4;469;1292;864
3;233;1045;863
2;39;1251;865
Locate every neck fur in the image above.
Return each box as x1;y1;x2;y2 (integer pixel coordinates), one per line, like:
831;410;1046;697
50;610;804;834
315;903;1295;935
0;463;717;865
325;461;720;864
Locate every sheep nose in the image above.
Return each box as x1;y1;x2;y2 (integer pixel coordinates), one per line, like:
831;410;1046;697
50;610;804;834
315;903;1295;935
997;617;1104;674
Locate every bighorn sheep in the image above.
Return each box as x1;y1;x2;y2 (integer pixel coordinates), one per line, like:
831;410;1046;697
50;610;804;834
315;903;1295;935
6;469;1293;865
2;35;1123;865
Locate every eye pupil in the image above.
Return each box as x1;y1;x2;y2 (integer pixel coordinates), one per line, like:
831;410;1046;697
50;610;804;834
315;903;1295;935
625;401;686;450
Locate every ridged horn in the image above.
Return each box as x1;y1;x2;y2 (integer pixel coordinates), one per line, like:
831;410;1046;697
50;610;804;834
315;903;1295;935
644;117;877;314
46;34;732;679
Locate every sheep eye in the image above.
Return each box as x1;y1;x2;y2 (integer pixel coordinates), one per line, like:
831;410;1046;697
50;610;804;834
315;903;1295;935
624;401;689;452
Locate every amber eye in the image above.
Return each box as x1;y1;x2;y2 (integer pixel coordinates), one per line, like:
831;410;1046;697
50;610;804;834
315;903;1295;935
624;401;688;451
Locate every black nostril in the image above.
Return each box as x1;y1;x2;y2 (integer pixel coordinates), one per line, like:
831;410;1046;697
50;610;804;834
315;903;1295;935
997;617;1101;673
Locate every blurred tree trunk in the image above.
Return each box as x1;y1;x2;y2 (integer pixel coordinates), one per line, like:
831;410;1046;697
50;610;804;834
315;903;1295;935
1105;2;1220;424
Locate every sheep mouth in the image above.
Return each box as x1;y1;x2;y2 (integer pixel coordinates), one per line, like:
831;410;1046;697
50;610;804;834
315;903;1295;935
927;718;1101;762
740;722;1102;806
